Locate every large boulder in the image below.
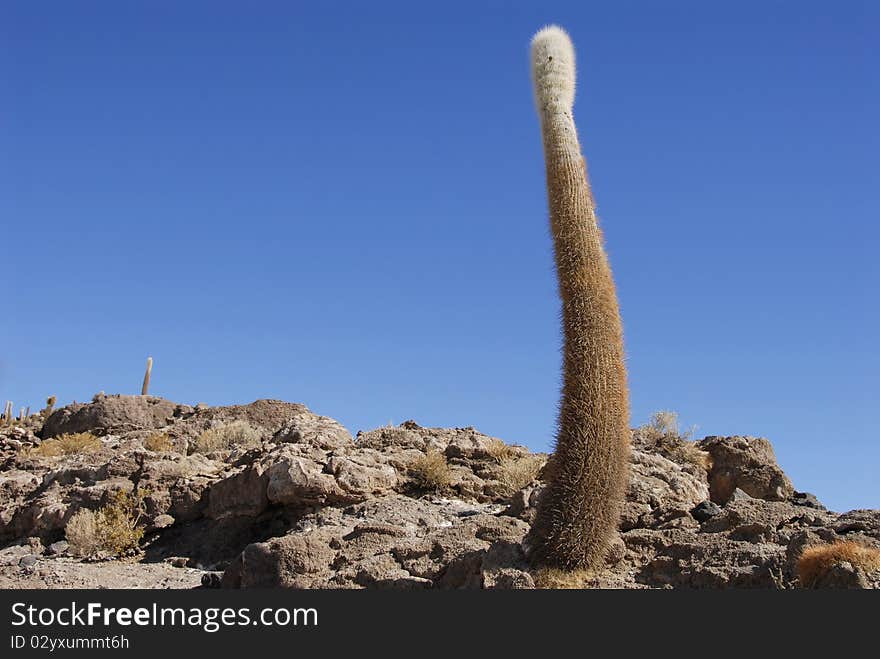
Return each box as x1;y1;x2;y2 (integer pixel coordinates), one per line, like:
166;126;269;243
42;395;190;438
698;436;794;504
206;464;270;520
273;410;354;450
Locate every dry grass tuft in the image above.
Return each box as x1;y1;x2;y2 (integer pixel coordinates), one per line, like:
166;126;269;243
497;455;545;494
797;541;880;588
409;450;453;491
144;432;174;453
635;410;711;471
65;491;145;558
29;432;102;457
485;438;519;462
194;420;262;454
64;509;102;557
533;567;592;589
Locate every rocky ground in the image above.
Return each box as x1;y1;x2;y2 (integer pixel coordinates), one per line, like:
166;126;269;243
1;395;877;589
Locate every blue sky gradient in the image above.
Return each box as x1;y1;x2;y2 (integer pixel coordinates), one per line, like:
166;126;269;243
2;1;877;511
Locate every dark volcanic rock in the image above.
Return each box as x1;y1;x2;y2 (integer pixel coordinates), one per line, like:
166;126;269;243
691;500;722;523
791;491;825;510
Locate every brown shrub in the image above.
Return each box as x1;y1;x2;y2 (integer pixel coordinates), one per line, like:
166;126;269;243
496;455;545;495
409;450;452;491
634;410;711;471
194;421;262;454
65;509;102;557
532;567;591;589
65;490;145;558
97;490;145;555
144;432;174;453
485;438;519;462
29;432;102;457
797;541;880;588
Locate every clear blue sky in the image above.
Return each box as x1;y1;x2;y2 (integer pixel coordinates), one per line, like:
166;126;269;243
2;2;877;512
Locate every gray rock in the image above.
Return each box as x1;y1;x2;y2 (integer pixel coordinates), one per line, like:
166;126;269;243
265;452;344;505
834;510;880;539
151;514;175;529
42;395;189;438
620;449;709;531
691;500;722;522
48;540;69;555
698;436;794;504
0;544;38;566
272;410;353;451
201;572;223;588
729;488;754;503
207;464;269;520
791;491;825;510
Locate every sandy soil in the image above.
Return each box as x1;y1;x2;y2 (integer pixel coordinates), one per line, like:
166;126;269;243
0;556;205;589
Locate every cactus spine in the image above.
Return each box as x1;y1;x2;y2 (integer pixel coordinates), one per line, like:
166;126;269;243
141;357;153;396
527;26;630;571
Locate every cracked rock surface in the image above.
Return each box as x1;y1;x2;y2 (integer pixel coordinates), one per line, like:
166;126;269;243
1;396;877;589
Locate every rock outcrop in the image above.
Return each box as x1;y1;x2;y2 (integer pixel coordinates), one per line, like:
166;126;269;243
0;397;877;589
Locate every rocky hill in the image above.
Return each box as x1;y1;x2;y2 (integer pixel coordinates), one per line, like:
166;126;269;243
1;395;877;589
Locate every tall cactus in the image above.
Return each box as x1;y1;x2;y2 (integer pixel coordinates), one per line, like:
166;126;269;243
141;357;153;396
527;26;630;571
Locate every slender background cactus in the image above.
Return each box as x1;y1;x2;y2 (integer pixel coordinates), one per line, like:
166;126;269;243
141;357;153;396
527;26;631;571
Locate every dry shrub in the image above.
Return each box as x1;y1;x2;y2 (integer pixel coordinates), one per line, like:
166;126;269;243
144;432;174;453
64;509;102;557
485;438;519;462
635;410;711;471
644;410;685;438
409;450;452;491
29;432;102;457
194;420;262;454
533;567;591;589
97;491;145;555
497;455;545;495
797;541;880;588
65;491;145;558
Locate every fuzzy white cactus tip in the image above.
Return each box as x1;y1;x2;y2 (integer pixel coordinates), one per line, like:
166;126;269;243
530;25;576;113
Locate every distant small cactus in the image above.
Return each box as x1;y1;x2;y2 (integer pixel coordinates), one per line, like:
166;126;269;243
141;357;153;396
